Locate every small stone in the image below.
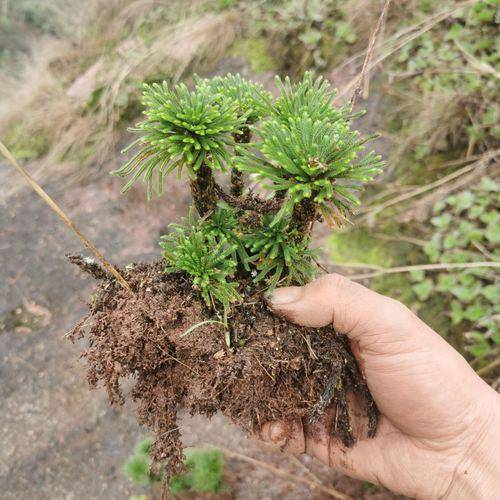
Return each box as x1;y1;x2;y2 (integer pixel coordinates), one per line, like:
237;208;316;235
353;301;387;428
265;328;274;337
213;349;226;360
290;356;302;370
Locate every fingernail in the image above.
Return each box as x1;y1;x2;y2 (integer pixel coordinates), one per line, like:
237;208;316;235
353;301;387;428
266;286;303;307
267;422;286;442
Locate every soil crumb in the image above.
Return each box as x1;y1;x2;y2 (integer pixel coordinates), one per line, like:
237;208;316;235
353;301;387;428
69;259;378;490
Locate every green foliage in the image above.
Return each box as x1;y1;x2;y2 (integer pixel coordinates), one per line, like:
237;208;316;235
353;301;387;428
229;38;278;73
3;123;49;161
196;73;272;123
411;178;499;361
391;0;499;158
272;73;351;124
237;74;382;226
123;438;162;486
113;81;245;198
118;71;381;315
160;213;241;313
201;204;250;270
244;215;318;287
169;448;224;495
247;0;358;72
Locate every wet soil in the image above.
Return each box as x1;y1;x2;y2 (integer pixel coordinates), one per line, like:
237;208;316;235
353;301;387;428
69;259;378;487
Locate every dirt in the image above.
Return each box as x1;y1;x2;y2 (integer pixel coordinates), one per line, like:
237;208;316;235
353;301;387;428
68;257;378;492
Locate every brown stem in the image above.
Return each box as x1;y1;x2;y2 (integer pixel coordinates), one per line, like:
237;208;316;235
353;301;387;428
189;162;218;216
215;185;282;213
230;125;251;197
291;197;318;238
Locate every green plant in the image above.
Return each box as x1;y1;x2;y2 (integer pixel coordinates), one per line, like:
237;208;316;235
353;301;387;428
113;80;245;208
123;437;163;486
116;72;381;317
410;178;499;362
244;214;318;287
169;448;224;495
246;0;358;73
388;0;499;159
160;212;242;314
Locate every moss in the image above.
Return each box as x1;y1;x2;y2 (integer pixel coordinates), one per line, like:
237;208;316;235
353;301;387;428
169;448;224;494
329;228;395;268
229;38;277;73
4;123;49;161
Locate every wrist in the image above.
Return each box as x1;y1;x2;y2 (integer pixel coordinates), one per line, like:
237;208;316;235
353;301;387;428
444;390;500;499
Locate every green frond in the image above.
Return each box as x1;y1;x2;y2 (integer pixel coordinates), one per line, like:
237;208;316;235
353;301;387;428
196;73;272;123
236;112;383;225
244;215;318;288
273;71;351;123
160;213;242;313
201;204;250;270
113;81;245;199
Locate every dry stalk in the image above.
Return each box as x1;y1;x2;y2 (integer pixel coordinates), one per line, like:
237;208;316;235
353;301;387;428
211;445;353;500
0;141;132;293
349;261;500;280
356;150;500;220
339;0;481;101
350;0;392;109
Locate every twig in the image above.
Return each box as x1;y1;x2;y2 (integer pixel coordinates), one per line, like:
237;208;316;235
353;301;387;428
374;233;426;247
476;358;500;378
212;445;352;500
349;261;500;280
350;0;392;109
0;140;132;293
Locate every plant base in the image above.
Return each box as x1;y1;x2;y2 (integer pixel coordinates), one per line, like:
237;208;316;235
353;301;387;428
69;258;378;489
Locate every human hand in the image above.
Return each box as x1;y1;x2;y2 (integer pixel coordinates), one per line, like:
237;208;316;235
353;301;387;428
262;274;500;499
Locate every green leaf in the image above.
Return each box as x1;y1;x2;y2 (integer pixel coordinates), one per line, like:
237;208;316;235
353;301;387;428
410;269;425;282
450;300;464;325
455;191;475;211
450;284;479;303
431;213;452;228
485;223;500;245
437;273;457;292
482;284;499;304
413;279;434;301
464;303;488;322
479;177;498;192
466;331;490;358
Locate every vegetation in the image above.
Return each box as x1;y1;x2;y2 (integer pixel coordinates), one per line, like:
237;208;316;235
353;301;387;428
115;72;381;319
123;438;163;487
411;178;499;362
169;449;225;495
124;439;225;496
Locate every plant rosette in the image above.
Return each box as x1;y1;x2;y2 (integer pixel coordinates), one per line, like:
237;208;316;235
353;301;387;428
70;72;383;484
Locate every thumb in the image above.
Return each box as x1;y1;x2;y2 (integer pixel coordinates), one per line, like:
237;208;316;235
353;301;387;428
266;273;418;353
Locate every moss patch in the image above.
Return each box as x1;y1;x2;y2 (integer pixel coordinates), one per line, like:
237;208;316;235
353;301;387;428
229;38;277;73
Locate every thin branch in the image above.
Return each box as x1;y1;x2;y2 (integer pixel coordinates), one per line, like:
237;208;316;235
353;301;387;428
0;141;132;293
212;445;352;500
477;358;500;378
357;150;499;218
350;0;392;109
349;261;500;280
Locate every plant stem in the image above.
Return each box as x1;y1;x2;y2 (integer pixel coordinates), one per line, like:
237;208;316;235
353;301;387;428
189;162;217;216
230;125;251;197
291;197;317;237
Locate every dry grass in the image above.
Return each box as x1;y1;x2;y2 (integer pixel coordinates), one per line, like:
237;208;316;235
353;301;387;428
0;0;240;198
